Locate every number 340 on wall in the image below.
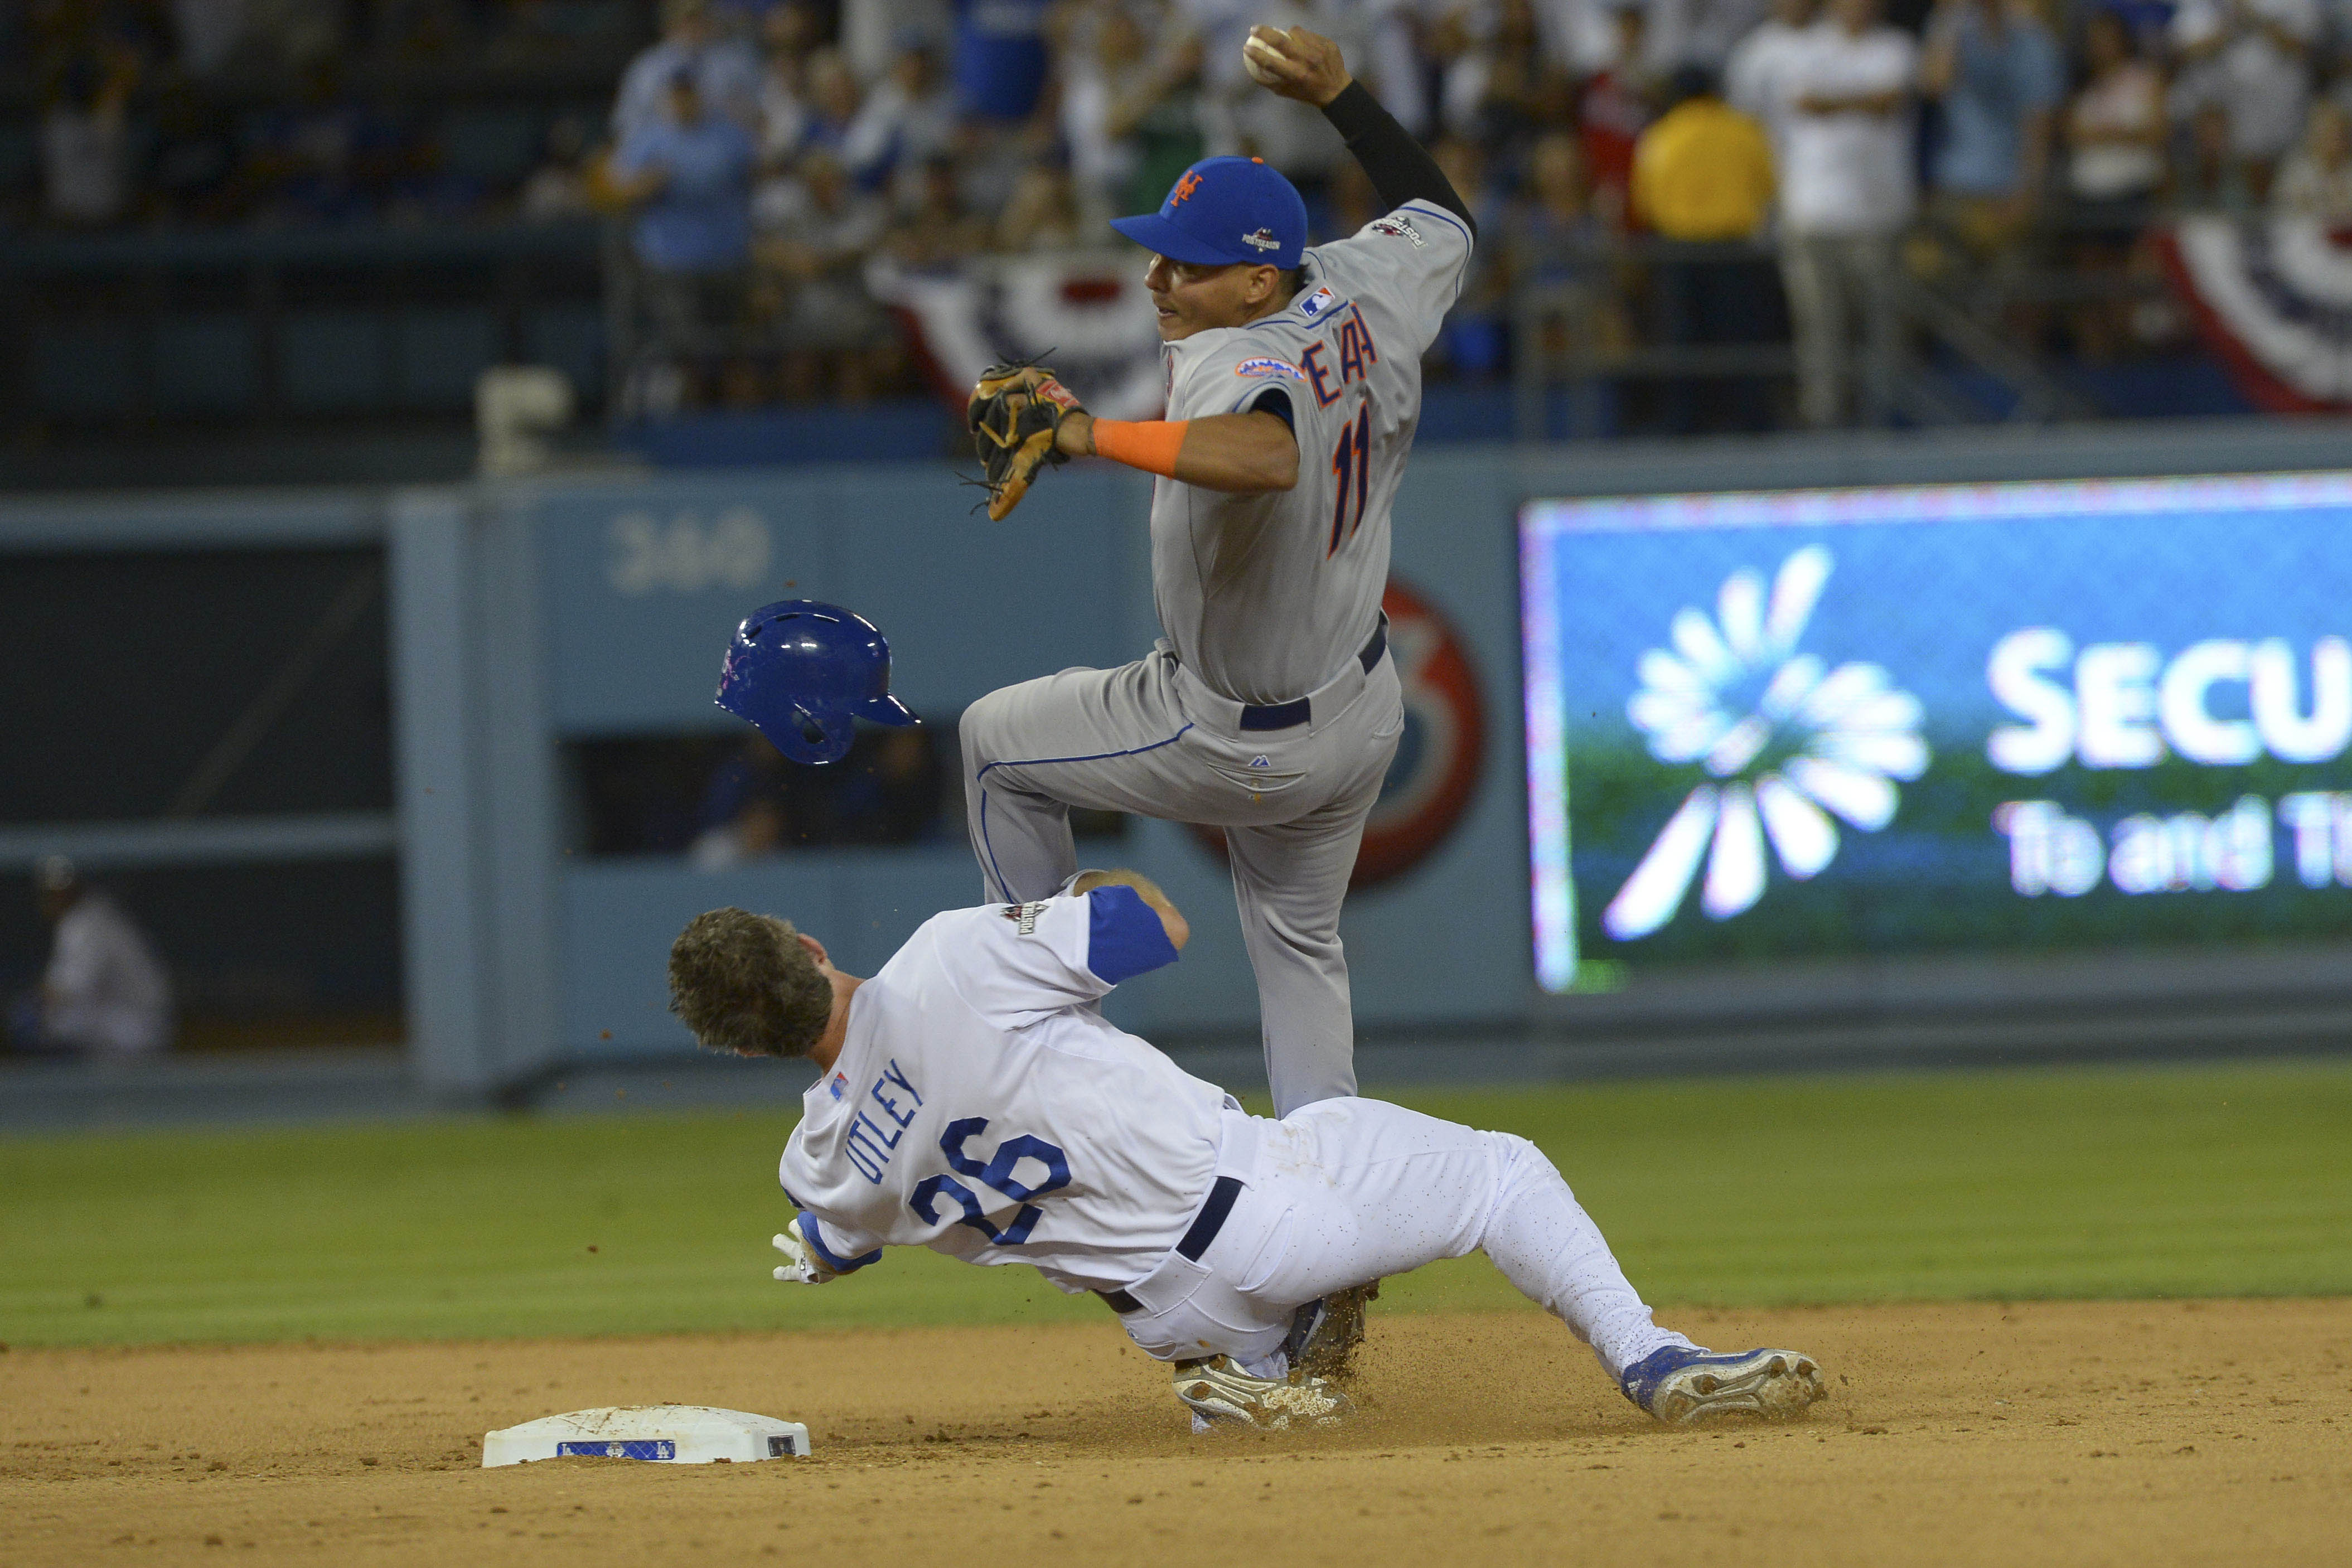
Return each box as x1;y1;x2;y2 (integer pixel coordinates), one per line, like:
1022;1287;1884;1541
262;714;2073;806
606;507;772;596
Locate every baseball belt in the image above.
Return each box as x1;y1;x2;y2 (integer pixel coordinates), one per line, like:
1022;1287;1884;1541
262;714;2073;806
1096;1175;1245;1315
1233;613;1388;733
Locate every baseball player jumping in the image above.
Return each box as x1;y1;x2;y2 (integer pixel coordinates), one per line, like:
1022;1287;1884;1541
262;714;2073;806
959;28;1468;1130
666;879;1829;1431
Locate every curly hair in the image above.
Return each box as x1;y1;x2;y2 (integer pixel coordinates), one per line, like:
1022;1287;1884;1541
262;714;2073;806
667;907;834;1058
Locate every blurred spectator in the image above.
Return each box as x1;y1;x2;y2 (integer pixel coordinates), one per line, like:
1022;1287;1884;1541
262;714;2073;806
9;859;174;1060
690;793;788;868
1506;129;1638;370
2272;99;2352;213
1652;0;1779;70
758;35;814;165
1778;0;1917;427
2065;8;2166;359
1632;64;1779;431
696;733;788;834
2169;0;2320;201
241;56;410;226
1059;2;1204;217
239;0;344;72
2067;9;2167;216
752;149;899;397
520;116;598;222
801;47;868;154
832;727;948;843
889;153;991;267
1725;0;1819;163
1448;0;1556;152
995;158;1085;248
614;0;766;142
956;0;1055;121
145;79;244;223
1580;0;1659;222
2178;96;2258;207
1920;0;2061;265
1512;129;1607;265
41;52;135;227
843;0;953;83
1431;134;1512;373
842;42;960;190
170;0;248;76
610;71;758;361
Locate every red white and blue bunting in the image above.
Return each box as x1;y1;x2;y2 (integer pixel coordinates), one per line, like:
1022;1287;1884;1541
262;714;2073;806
2159;216;2352;412
865;251;1168;419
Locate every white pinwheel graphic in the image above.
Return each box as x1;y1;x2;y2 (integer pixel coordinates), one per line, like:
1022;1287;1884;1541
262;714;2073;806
1603;545;1929;941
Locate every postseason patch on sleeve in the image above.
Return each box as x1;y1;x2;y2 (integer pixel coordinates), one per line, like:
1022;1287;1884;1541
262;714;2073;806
1234;356;1305;381
1369;214;1427;248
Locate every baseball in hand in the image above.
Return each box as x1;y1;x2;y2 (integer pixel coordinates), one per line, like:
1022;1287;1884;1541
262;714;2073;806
1242;27;1295;88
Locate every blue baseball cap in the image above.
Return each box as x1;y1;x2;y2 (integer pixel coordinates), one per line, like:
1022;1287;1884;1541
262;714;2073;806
1110;156;1308;270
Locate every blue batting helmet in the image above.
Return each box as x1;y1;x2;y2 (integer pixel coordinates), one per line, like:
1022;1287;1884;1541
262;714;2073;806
716;600;918;765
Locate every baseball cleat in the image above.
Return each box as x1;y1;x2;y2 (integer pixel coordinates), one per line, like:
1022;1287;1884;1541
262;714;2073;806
1172;1355;1353;1430
1288;1280;1380;1383
1618;1346;1827;1426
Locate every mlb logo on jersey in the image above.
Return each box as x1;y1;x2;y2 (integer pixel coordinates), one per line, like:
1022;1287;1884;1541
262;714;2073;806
1298;287;1337;320
827;1072;847;1100
1234;357;1304;380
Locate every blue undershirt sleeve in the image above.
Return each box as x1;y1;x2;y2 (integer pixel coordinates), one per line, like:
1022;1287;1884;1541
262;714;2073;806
797;1212;882;1274
1083;884;1181;984
1246;385;1295;432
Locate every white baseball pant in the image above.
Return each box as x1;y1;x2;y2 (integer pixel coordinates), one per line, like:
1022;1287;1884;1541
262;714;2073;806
1110;1101;1693;1381
960;645;1403;1116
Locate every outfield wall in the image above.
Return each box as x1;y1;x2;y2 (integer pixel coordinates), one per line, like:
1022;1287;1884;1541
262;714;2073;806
15;415;2352;1100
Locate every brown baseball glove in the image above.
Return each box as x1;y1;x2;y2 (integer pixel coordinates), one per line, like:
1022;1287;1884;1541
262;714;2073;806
967;361;1083;521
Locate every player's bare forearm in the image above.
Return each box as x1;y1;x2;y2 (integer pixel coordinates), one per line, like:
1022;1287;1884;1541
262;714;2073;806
1061;410;1298;493
1257;27;1477;236
1072;868;1191;950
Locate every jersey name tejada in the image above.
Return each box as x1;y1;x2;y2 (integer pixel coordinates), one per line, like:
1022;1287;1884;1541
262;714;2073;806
1149;199;1474;709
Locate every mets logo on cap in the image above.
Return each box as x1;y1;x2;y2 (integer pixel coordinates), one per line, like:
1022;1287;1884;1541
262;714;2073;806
1111;156;1309;270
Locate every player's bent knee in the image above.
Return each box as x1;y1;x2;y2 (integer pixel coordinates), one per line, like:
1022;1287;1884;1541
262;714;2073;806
959;689;1010;769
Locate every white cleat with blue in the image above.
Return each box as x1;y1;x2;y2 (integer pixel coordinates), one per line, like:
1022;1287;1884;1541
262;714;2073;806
1619;1345;1828;1425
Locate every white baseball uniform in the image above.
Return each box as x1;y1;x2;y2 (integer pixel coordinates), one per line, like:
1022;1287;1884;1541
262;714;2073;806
959;199;1474;1117
777;888;1692;1380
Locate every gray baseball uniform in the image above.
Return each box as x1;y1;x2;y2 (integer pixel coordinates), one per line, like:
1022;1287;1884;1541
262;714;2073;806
960;199;1473;1116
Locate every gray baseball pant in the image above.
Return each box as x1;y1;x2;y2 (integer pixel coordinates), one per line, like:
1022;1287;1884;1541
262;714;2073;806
960;643;1403;1116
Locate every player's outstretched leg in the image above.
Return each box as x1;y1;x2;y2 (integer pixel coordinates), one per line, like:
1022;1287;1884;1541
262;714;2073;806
1473;1128;1828;1425
1212;1101;1828;1426
1224;800;1375;1116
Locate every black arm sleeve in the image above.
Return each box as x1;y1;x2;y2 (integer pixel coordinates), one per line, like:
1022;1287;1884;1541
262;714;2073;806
1320;80;1476;240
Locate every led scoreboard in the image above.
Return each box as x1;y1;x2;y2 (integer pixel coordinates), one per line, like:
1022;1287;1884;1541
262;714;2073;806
1521;473;2352;992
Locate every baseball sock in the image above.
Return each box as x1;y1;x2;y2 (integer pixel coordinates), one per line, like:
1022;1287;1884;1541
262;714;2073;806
1477;1134;1695;1380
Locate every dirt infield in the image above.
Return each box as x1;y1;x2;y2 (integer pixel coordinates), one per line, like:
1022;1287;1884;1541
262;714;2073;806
4;1299;2346;1567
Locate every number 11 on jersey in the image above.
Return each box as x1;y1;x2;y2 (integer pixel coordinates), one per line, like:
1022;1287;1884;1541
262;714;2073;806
1328;403;1371;557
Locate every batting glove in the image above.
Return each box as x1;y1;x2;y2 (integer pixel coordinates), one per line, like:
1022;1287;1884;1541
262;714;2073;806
771;1219;839;1285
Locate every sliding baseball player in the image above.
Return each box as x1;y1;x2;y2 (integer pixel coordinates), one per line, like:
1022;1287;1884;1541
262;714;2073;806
666;875;1828;1431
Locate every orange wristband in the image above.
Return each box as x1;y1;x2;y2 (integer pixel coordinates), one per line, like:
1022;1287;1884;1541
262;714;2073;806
1091;419;1188;478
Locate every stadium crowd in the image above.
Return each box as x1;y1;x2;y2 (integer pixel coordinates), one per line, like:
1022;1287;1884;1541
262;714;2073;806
23;0;2352;420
